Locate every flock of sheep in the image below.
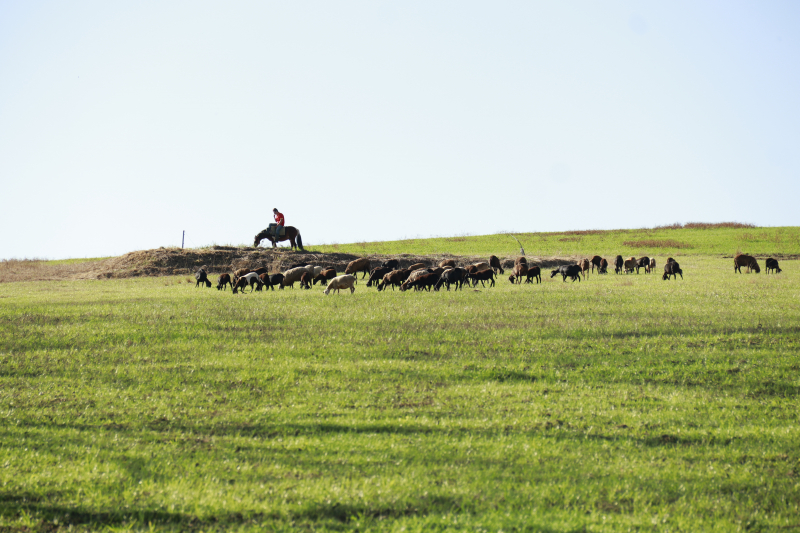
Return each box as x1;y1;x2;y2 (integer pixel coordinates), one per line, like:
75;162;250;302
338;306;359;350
188;251;787;295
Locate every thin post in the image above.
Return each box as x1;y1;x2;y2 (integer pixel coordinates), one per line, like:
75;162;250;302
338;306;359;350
182;231;185;249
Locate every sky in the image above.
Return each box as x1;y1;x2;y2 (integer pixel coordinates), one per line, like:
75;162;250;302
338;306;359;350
1;1;799;259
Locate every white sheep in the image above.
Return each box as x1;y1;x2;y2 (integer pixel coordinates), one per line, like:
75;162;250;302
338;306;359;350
324;275;357;295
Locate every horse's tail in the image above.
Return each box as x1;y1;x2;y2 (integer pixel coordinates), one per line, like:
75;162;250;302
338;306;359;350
296;232;304;251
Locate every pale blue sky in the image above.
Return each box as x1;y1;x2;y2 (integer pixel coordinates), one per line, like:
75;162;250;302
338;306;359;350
1;1;798;259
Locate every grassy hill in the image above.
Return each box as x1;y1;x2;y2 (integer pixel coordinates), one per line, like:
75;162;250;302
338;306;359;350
307;224;800;258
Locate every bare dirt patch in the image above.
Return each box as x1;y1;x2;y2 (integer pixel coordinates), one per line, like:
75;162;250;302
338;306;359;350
1;247;576;283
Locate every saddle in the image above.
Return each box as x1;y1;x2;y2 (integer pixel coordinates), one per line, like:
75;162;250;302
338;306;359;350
267;223;286;237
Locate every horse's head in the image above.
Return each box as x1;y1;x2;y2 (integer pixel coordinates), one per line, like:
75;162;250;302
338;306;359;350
254;230;269;247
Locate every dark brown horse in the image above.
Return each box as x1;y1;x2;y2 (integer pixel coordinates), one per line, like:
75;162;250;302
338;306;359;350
253;227;304;250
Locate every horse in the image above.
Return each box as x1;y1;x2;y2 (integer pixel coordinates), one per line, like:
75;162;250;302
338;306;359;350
253;227;304;251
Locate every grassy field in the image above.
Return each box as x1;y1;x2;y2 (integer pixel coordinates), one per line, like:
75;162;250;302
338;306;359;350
1;237;799;531
305;225;800;259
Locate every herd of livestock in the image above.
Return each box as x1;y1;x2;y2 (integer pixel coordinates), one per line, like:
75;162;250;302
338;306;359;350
192;253;784;295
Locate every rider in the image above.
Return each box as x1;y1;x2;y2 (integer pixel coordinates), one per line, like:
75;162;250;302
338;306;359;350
272;208;284;239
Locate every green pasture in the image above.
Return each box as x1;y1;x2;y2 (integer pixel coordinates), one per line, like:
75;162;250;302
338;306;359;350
304;225;800;259
1;255;799;531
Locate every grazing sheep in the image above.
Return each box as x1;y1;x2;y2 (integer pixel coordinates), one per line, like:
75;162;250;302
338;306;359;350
614;255;624;274
439;259;456;269
599;258;609;274
636;256;651;274
469;268;496;288
515;256;527;266
663;259;683;280
324;274;357;295
765;258;782;274
407;262;426;272
551;265;582;282
403;272;439;291
269;273;285;289
233;268;250;278
216;273;232;291
511;262;529;284
624;257;637;274
489;255;504;275
300;272;312;289
378;269;410;291
258;273;274;290
467;262;491;273
366;266;392;287
313;268;337;286
400;269;431;291
435;267;468;291
249;267;268;276
578;258;590;278
525;266;542;284
649;258;656;273
590;256;603;273
381;259;400;270
282;266;318;288
734;254;761;274
345;258;371;280
195;268;212;288
232;272;263;293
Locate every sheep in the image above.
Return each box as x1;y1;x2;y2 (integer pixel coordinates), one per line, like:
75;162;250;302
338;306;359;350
300;272;312;289
649;258;656;273
378;269;410;291
324;274;357;295
469;268;495;288
195;268;212;288
765;258;782;274
269;273;285;289
614;255;624;274
282;265;318;288
313;268;337;286
216;273;232;291
400;269;431;291
366;266;392;287
489;255;504;275
510;262;528;284
525;266;542;284
381;259;400;270
403;272;439;291
663;259;683;280
590;255;603;273
439;259;456;269
435;267;468;291
624;257;637;274
578;258;590;278
551;265;582;282
258;273;274;290
345;258;371;280
407;262;426;272
232;272;263;293
734;254;761;274
636;256;651;274
515;256;527;266
467;262;491;273
599;258;609;274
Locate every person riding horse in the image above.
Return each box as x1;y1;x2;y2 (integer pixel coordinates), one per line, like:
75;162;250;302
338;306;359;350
272;208;284;240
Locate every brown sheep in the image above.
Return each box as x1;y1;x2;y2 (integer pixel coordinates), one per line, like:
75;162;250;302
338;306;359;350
599;258;608;274
378;269;410;291
489;255;504;275
258;273;274;291
515;256;527;266
195;268;212;288
578;258;590;278
734;254;761;274
525;266;542;284
366;266;392;287
439;259;456;268
217;273;232;291
313;268;337;286
624;257;637;274
649;258;656;273
590;256;603;273
407;262;426;272
344;258;371;280
300;272;312;289
511;262;528;284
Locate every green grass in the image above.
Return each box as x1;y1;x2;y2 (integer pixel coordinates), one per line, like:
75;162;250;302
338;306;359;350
303;226;800;258
1;256;799;531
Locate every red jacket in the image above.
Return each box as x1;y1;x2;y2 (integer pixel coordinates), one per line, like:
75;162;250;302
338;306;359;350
274;212;285;226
